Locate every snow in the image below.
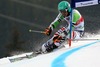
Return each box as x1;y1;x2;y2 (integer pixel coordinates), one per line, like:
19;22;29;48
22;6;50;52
66;42;100;67
0;35;100;67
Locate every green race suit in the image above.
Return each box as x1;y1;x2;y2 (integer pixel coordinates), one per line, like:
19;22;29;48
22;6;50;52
49;9;84;32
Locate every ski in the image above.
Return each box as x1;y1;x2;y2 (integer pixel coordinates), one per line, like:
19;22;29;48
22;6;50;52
9;51;42;62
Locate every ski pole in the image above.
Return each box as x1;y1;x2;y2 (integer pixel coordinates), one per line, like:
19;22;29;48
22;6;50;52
29;29;45;34
73;39;100;41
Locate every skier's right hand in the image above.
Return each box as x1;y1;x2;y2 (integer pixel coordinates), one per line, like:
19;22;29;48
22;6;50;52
53;35;62;43
44;27;52;36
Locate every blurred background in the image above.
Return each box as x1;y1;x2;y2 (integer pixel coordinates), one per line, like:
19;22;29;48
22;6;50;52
0;0;100;58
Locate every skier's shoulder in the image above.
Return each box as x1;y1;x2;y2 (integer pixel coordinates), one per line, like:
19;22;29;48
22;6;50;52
72;9;82;23
73;9;81;17
73;9;80;13
73;9;81;16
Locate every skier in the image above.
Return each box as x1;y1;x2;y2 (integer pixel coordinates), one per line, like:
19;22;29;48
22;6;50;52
39;1;84;53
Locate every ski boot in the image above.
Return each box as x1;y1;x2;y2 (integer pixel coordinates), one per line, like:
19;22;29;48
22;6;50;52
41;42;58;53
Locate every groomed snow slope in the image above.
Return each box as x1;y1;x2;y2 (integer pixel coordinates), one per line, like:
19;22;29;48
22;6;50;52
0;35;100;67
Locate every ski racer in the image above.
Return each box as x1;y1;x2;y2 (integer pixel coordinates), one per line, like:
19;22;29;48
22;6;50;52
40;1;84;53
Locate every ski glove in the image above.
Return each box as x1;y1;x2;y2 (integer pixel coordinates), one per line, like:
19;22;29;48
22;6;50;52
44;27;52;36
53;35;62;43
